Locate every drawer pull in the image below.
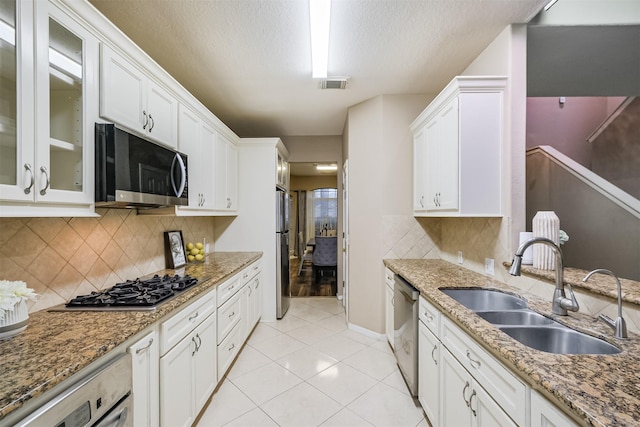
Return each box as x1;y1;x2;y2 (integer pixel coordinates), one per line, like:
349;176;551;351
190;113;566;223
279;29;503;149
463;381;471;407
466;350;481;369
135;338;154;354
424;312;434;322
228;311;235;318
228;343;235;352
469;389;477;417
189;311;199;321
431;344;438;365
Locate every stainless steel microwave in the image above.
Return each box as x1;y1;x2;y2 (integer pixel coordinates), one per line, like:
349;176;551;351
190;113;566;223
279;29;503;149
95;123;188;208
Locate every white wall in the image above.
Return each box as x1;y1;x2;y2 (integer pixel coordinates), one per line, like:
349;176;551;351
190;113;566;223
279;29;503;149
345;94;431;333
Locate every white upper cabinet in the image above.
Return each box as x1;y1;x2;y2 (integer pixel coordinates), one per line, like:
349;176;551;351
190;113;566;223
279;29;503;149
214;133;238;213
176;104;216;212
411;76;506;217
100;44;178;149
0;0;99;216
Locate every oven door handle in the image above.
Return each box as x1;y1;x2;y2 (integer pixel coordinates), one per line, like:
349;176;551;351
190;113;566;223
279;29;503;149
96;399;130;427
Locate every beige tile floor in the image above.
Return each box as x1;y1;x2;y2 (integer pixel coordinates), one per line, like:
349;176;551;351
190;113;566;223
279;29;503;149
196;297;428;427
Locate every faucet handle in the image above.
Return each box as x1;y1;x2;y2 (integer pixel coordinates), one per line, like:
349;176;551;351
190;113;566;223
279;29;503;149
565;283;580;312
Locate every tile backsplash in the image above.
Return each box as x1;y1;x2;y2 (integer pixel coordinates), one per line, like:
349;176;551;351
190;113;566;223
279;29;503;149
0;210;216;313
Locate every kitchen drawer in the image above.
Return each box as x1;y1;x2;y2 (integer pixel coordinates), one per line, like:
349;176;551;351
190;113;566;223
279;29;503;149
419;296;440;336
384;267;395;288
160;288;216;356
441;316;526;426
241;260;262;286
217;274;242;307
217;290;242;344
217;321;242;380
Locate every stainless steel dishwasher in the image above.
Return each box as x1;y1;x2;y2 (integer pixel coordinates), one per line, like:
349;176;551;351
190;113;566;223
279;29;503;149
394;274;420;397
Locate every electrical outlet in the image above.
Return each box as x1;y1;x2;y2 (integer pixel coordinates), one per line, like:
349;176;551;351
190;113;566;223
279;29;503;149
485;258;495;275
457;251;464;264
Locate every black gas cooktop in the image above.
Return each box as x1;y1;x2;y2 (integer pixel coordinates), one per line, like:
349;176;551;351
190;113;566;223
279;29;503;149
54;274;198;311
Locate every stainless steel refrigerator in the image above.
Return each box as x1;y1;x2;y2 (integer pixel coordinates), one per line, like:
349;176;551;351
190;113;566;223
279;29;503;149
276;187;290;318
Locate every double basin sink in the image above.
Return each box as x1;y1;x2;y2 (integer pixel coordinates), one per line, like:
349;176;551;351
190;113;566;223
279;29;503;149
440;288;620;355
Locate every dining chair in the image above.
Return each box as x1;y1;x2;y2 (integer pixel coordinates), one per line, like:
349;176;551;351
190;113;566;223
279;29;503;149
312;236;337;292
298;232;313;276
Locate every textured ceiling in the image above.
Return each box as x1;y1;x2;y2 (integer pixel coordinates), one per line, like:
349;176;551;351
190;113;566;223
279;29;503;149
88;0;548;137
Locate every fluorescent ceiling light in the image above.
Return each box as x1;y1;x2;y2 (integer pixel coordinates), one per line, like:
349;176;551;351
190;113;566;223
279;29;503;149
316;164;337;171
309;0;331;78
544;0;558;11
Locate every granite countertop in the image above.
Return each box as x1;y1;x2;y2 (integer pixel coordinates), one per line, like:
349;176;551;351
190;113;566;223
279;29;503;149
385;259;640;427
0;251;262;421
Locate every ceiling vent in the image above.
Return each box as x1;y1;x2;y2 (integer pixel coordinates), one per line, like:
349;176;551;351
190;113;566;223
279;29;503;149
320;77;350;90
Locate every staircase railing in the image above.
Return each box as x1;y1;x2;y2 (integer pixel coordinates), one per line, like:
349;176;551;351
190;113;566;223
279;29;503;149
527;145;640;219
586;96;636;143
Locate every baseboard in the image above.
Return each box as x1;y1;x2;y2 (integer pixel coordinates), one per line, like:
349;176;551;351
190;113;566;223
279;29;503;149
347;322;385;340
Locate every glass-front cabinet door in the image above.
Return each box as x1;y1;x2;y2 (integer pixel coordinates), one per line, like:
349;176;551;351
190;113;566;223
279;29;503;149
0;0;98;213
0;0;34;202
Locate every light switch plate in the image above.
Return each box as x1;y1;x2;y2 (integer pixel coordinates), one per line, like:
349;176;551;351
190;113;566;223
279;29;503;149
485;258;495;275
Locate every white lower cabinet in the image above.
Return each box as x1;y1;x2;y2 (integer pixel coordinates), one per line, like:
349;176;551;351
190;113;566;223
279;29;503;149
530;390;579;427
416;293;580;427
384;268;395;349
160;311;217;427
127;330;159;427
441;348;516;427
418;321;439;425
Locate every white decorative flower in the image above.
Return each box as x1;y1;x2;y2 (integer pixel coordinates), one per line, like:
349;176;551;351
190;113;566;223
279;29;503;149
559;230;569;245
0;280;38;321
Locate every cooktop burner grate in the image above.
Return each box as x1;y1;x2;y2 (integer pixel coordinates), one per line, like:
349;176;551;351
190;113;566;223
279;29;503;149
64;274;198;309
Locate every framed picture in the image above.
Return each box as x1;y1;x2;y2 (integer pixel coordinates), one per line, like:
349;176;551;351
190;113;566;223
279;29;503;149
164;230;187;269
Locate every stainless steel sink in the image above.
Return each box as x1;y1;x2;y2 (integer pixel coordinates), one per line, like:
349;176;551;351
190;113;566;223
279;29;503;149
440;288;528;311
499;326;621;355
476;310;556;326
439;287;621;355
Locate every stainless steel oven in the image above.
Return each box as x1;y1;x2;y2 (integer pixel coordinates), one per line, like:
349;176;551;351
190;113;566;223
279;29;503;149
394;274;420;397
14;353;133;427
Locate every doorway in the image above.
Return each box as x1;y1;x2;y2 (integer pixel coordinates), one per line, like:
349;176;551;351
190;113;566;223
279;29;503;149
289;162;339;297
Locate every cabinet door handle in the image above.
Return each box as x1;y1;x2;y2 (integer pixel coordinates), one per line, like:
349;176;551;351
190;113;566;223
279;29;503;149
462;381;471;407
189;311;199;321
135;338;154;354
248;287;252;296
39;166;50;195
391;297;394;306
142;110;148;129
469;389;477;417
431;344;438;365
148;114;154;132
23;163;34;194
466;349;481;369
196;333;202;350
192;336;198;356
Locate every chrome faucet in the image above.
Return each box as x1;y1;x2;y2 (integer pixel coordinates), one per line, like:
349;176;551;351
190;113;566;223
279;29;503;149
509;237;579;315
583;269;628;339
